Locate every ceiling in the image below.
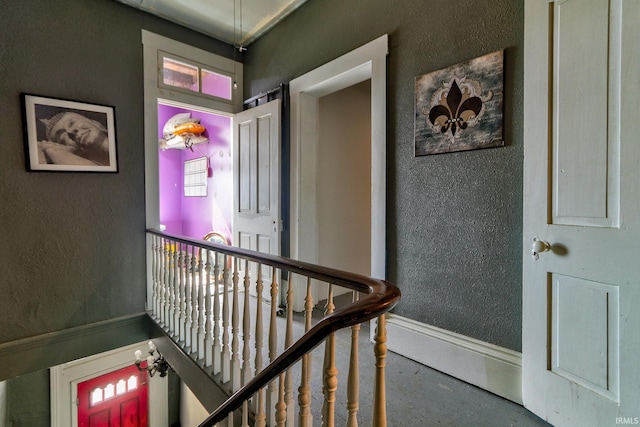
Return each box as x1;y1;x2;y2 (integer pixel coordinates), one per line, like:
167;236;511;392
116;0;309;47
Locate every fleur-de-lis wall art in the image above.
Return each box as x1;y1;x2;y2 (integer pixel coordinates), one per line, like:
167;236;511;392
414;50;504;156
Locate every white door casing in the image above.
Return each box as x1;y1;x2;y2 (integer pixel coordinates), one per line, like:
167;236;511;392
50;343;168;427
289;35;388;312
232;100;282;291
522;1;640;426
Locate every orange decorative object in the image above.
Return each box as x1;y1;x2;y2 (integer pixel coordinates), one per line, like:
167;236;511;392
172;122;206;136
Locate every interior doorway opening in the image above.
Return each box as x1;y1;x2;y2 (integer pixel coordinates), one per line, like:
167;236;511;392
289;34;388;311
157;100;233;244
316;80;372;278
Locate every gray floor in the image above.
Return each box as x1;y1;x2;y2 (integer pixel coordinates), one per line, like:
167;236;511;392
304;321;551;427
201;289;551;426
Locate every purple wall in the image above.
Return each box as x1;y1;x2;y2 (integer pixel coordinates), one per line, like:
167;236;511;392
158;103;233;243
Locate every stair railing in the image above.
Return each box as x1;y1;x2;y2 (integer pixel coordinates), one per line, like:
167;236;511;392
146;229;400;427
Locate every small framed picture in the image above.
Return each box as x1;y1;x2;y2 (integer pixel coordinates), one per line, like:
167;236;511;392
22;94;118;172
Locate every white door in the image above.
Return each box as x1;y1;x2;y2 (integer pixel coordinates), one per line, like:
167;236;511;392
522;1;640;426
232;100;281;289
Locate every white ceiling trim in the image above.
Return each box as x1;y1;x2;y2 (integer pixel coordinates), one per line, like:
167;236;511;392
115;0;308;46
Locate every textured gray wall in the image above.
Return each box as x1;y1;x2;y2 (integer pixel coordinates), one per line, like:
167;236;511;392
0;0;232;344
0;0;524;353
245;0;524;350
4;370;50;427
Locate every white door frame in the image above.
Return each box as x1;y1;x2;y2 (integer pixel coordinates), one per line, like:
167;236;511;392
141;30;243;311
289;35;388;311
50;342;168;427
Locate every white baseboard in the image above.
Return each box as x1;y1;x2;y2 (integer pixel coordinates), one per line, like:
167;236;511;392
385;313;522;404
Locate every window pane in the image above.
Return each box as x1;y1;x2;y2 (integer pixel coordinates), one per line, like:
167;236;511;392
201;68;232;100
104;383;115;400
128;375;138;390
163;57;199;92
91;388;103;405
116;379;126;395
184;157;208;197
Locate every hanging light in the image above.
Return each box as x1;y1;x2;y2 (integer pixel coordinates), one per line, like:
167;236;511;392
134;341;171;378
232;0;246;91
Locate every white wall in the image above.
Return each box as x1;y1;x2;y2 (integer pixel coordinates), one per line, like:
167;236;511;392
317;80;372;276
179;381;209;427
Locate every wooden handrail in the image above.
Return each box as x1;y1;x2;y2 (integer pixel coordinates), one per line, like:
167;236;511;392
147;229;401;426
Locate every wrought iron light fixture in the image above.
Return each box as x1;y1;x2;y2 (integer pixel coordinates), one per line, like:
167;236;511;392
134;341;171;378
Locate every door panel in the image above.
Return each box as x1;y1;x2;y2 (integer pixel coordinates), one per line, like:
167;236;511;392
551;274;619;401
523;1;640;425
552;0;620;226
121;398;141;427
89;410;110;427
239;120;252;213
233;100;281;294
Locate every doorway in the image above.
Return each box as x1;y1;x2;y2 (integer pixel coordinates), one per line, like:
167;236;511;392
316;80;371;277
289;35;388;311
157;100;233;243
51;343;168;427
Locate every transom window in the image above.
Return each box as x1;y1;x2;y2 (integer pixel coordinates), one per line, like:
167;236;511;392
161;53;233;100
89;374;139;407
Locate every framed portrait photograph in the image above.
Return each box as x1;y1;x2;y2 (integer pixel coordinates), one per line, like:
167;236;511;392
22;94;118;172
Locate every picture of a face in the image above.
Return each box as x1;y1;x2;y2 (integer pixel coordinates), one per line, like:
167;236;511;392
39;111;111;166
47;112;108;151
24;95;118;172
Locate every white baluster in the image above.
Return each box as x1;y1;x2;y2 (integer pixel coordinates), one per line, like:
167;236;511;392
171;242;180;337
160;238;168;327
242;400;250;427
284;276;295;425
276;372;287;427
242;260;253;385
298;276;314;427
155;236;162;320
346;292;360;427
267;268;279;426
221;255;231;383
158;237;164;320
191;246;199;354
195;249;208;360
321;284;337;427
197;246;206;360
231;258;241;392
204;250;214;368
254;266;266;427
372;315;388;427
181;246;190;344
151;235;159;318
183;247;192;348
212;253;222;374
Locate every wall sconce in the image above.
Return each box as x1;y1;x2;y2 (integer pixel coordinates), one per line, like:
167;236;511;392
134;341;171;378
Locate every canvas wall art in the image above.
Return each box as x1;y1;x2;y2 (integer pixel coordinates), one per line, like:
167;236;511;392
414;50;504;156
